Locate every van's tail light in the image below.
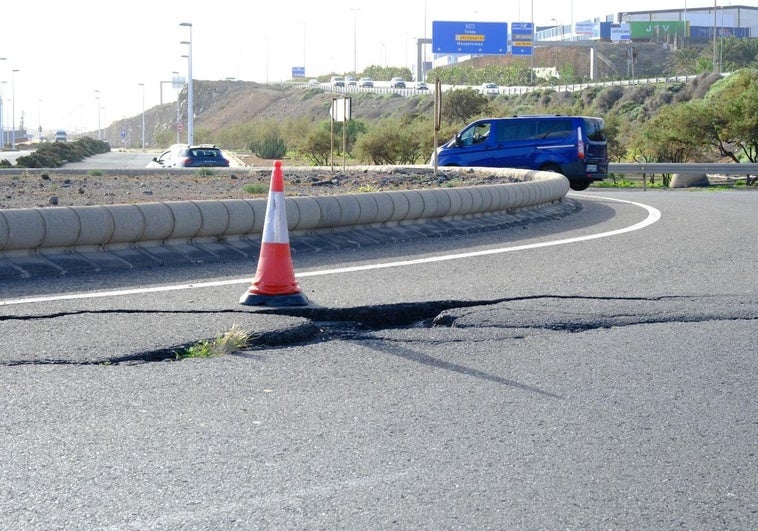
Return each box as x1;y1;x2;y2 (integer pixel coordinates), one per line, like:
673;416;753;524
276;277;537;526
577;127;585;159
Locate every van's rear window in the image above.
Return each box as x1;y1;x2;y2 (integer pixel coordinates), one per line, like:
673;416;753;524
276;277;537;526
583;118;606;141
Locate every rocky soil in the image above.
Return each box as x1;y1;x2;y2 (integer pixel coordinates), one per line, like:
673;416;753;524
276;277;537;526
0;164;521;210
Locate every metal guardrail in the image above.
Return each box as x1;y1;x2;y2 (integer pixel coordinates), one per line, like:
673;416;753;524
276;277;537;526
608;163;758;175
315;74;709;98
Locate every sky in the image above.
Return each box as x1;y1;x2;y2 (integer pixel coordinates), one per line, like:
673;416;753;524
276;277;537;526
0;0;749;136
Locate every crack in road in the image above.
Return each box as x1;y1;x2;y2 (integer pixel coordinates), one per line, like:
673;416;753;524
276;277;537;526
3;295;754;366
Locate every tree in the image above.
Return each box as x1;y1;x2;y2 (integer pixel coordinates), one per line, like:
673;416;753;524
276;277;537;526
666;47;700;75
354;120;424;165
703;69;758;163
629;103;706;186
697;68;758;184
361;65;413;81
441;88;490;125
301;129;331;166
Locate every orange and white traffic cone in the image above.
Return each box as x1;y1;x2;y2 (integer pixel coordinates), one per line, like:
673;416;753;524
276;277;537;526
239;161;309;307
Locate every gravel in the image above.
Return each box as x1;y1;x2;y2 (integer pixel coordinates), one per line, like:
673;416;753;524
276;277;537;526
0;166;521;210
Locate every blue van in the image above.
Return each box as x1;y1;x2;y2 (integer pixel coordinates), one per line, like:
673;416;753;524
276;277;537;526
432;115;608;191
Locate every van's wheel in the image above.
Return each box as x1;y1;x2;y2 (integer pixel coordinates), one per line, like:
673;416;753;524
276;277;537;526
541;164;562;175
569;181;591;191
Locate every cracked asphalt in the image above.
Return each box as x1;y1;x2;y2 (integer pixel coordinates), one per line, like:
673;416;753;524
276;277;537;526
1;190;756;529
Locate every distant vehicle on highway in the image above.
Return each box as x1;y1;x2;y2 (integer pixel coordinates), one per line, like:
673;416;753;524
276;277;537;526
330;76;345;87
480;82;499;95
389;77;406;89
147;144;230;168
358;77;374;88
307;78;320;86
54;130;67;142
345;76;357;87
415;82;429;91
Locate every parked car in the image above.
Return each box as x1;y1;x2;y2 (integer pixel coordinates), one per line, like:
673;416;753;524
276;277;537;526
330;76;345;87
480;82;499;95
389;77;406;89
358;77;374;88
431;115;608;191
147;144;230;168
416;82;429;91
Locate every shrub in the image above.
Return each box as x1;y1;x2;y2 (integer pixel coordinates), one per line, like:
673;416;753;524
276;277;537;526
354;120;424;165
13;137;110;168
301;129;332;166
251;136;287;159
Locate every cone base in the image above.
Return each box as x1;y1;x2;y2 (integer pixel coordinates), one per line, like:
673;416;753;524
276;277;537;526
239;290;310;307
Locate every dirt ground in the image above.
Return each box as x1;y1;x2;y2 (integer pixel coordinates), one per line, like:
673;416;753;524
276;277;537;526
0;162;520;210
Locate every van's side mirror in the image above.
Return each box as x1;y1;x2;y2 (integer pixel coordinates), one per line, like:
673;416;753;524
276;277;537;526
454;133;463;147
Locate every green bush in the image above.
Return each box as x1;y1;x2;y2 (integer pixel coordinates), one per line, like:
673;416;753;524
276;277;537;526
251;136;287;159
354;120;424;165
13;137;110;168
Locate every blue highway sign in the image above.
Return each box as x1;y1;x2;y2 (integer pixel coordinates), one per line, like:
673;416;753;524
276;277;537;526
511;22;533;56
432;21;508;55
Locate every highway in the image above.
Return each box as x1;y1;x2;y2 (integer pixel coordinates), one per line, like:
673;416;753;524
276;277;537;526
1;187;756;528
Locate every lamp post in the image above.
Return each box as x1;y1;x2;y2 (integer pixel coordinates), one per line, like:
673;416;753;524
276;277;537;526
0;57;5;148
712;0;719;73
95;89;101;140
138;83;145;150
349;8;360;76
180;54;189;141
530;0;534;83
300;22;307;75
172;71;180;143
0;80;6;148
11;69;19;149
38;99;43;142
179;22;193;146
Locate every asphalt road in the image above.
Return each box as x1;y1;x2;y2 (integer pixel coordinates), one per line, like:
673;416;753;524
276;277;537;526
1;190;756;529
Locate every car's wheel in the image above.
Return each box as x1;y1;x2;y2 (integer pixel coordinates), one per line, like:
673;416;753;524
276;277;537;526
569;180;591;191
540;163;562;174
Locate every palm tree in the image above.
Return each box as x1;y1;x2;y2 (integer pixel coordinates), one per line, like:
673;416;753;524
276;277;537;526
667;47;700;75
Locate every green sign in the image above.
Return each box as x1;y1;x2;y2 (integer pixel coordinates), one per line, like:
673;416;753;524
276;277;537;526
630;21;687;39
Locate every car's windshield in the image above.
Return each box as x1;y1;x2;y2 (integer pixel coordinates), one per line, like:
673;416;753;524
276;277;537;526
458;122;491;146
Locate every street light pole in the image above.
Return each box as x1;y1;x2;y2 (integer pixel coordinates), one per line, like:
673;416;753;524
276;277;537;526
0;57;6;147
172;71;180;143
0;81;6;148
180;22;194;146
38;99;43;142
349;8;360;76
95;89;101;140
138;83;145;150
712;0;719;73
11;68;19;150
300;22;307;75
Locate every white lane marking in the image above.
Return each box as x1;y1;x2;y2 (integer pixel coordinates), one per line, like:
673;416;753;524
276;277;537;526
0;194;660;307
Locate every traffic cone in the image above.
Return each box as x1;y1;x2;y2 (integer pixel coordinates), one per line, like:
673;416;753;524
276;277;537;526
239;161;309;307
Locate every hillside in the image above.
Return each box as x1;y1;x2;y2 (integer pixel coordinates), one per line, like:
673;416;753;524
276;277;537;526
97;42;716;152
101;82;431;150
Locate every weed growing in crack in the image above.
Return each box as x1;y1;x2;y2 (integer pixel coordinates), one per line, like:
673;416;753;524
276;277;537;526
175;324;249;360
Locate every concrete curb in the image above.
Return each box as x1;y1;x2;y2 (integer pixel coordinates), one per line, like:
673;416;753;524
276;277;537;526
0;169;569;278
